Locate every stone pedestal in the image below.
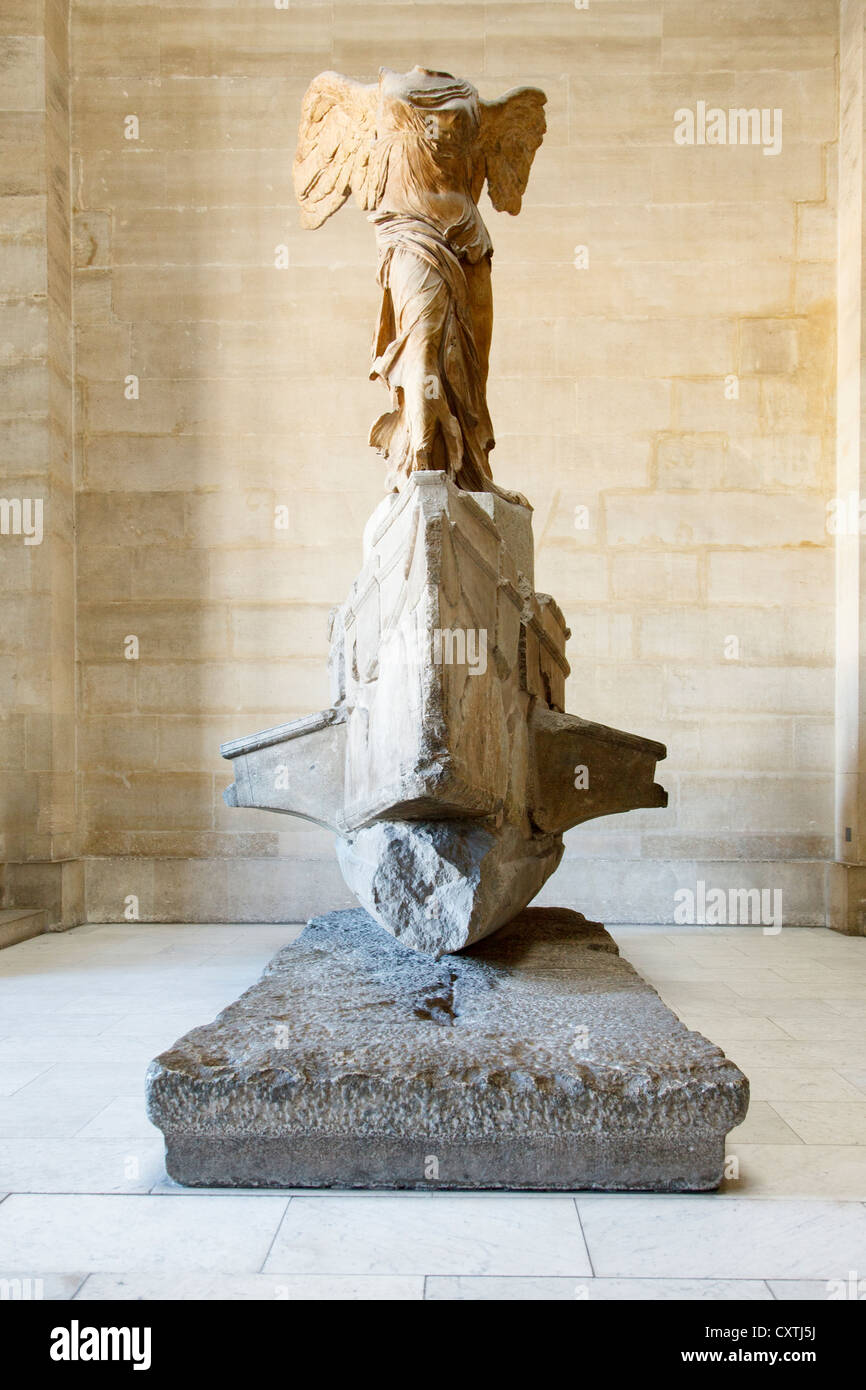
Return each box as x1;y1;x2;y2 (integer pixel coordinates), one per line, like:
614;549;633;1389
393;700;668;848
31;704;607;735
220;474;667;954
146;908;749;1192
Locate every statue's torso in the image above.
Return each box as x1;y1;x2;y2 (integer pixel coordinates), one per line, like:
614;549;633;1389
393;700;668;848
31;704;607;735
371;69;492;261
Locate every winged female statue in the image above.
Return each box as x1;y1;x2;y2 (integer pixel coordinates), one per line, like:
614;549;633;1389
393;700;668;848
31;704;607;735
293;66;547;495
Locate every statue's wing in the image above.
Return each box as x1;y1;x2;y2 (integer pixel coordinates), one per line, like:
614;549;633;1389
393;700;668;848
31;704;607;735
293;71;379;229
478;87;547;215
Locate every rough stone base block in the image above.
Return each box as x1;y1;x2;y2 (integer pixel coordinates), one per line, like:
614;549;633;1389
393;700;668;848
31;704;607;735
146;908;749;1192
336;818;564;955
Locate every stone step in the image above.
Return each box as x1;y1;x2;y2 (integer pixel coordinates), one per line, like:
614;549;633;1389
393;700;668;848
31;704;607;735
0;908;48;951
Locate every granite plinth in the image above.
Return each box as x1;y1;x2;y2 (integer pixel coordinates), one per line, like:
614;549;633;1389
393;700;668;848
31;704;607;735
146;908;749;1192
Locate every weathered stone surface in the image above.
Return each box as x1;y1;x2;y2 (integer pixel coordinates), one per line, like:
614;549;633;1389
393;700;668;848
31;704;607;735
336;818;563;955
221;708;347;832
332;474;547;829
530;705;667;834
221;474;668;952
146;907;749;1191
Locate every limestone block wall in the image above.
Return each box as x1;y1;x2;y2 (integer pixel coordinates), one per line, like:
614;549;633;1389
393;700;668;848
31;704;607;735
832;0;866;932
493;2;839;926
20;0;846;925
0;0;82;925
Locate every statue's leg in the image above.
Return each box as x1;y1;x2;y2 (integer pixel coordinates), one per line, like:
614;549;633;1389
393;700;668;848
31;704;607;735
383;248;460;475
448;253;497;490
464;255;493;386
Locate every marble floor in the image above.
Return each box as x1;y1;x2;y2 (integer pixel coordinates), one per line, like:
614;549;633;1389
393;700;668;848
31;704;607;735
0;921;864;1301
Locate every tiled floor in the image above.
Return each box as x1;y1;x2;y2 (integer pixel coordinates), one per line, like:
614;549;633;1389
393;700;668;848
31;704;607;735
1;921;864;1301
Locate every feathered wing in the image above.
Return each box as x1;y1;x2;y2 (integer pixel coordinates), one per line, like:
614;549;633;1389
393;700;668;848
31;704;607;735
293;71;380;229
477;87;547;215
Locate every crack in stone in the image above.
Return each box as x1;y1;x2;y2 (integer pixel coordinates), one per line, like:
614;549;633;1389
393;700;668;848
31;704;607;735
413;967;460;1025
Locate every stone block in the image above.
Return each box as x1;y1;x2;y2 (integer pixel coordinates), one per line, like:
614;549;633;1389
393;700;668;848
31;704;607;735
221;474;667;953
336;820;563;956
146;907;749;1191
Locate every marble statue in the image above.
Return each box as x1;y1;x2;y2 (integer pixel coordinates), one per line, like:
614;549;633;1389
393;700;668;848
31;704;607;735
146;68;748;1194
213;66;668;956
293;66;546;493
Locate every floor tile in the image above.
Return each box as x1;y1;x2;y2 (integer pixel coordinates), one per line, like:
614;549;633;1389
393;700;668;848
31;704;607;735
576;1196;866;1280
0;1194;289;1273
424;1276;774;1300
767;1102;866;1146
0;1092;118;1138
0;1058;59;1097
746;1068;866;1104
0;1138;165;1193
677;1012;793;1042
761;1015;866;1042
723;1145;866;1199
74;1098;161;1142
74;1272;423;1300
652;983;743;1005
264;1195;591;1276
728;1101;803;1145
713;1041;866;1071
822;1001;866;1021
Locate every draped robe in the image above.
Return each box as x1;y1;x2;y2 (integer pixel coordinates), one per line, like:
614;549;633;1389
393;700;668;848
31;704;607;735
366;73;496;492
293;66;546;495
